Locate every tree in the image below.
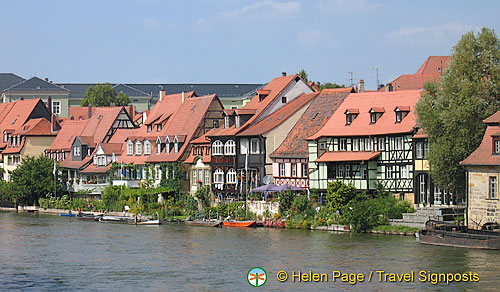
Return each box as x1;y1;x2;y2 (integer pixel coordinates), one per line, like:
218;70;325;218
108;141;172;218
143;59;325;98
298;69;308;82
80;83;130;106
326;181;357;213
316;81;345;90
415;27;500;194
10;155;62;205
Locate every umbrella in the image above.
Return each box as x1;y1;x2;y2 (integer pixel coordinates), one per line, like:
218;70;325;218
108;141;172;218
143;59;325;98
270;184;303;192
251;184;278;192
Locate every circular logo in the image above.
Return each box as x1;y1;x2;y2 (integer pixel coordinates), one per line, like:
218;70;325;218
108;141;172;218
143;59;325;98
247;267;267;287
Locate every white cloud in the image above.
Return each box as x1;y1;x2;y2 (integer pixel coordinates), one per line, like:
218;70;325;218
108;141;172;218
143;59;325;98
211;0;300;21
388;22;481;42
318;0;380;13
297;29;335;47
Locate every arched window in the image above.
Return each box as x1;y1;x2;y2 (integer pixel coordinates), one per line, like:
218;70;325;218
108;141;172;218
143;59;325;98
213;168;224;184
144;140;151;155
226;168;236;184
135;141;142;155
224;140;236;155
212;140;223;155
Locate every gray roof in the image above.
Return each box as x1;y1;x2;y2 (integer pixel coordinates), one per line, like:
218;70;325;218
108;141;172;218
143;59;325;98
4;77;69;92
0;73;25;93
113;84;151;97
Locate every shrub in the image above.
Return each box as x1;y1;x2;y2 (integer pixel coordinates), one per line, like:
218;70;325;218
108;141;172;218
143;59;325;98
326;181;357;213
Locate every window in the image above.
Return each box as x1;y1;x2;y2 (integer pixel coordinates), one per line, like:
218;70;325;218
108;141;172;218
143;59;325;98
338;165;344;177
282;96;287;103
378;137;385;150
224;140;236;155
147;125;152;132
346;114;353;125
292;163;297;177
3;132;7;143
279;163;285;177
166;141;170;153
361;166;367;179
224;116;229;129
250;138;260;154
395;137;403;150
424;142;429;158
365;138;371;151
213;168;224;184
235;116;241;128
319;142;326;150
345;165;351;177
396;111;402;123
136;141;142;155
339;138;347;151
400;165;407;178
206;146;210;156
226;169;236;184
14;156;20;166
213;120;219;128
370;113;377;123
127;141;133;155
157;124;162;132
494;139;500;154
204;169;210;185
489;177;497;199
386;165;394;179
240;139;249;154
198;169;203;184
212;140;223;155
352;138;359;151
192;169;197;185
144;141;151;155
7;156;12;165
156;142;161;154
302;163;307;177
52;101;61;115
416;142;423;159
74;146;81;156
174;142;179;153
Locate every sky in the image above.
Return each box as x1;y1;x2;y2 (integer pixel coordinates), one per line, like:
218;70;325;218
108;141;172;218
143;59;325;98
1;0;499;90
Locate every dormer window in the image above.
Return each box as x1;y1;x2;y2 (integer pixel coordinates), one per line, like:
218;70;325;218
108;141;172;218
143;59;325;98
494;138;500;154
235;116;240;128
157;124;162;132
257;89;270;102
3;132;7;143
282;96;287;103
74;146;81;156
166;136;171;153
369;107;385;124
156;142;161;154
394;107;409;123
135;141;142;155
147;125;152;132
144;140;151;155
127;141;133;155
224;116;229;129
174;142;179;153
345;109;359;125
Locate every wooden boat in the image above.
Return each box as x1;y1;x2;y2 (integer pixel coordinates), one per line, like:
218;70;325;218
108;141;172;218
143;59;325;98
416;220;500;250
99;215;134;224
59;213;76;217
185;220;222;227
223;220;256;227
136;219;161;225
77;213;102;221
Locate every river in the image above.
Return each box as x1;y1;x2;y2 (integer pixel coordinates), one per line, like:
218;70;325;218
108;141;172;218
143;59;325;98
0;211;498;291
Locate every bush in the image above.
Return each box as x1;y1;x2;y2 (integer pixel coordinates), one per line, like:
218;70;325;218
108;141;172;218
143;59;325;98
278;190;295;215
326;181;357;213
291;194;311;214
195;185;211;209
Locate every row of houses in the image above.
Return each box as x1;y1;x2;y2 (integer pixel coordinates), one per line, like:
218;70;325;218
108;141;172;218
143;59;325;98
0;56;496;229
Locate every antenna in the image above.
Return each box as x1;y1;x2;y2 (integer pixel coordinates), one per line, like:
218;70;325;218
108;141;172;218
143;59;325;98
372;67;381;89
347;72;356;87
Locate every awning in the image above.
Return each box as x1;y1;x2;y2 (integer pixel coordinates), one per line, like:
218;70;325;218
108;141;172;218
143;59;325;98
316;151;381;162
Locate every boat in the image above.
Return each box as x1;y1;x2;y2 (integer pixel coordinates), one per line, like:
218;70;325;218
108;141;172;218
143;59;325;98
76;212;102;221
223;220;256;227
185;219;222;227
136;219;161;225
59;212;76;217
99;215;135;224
416;220;500;250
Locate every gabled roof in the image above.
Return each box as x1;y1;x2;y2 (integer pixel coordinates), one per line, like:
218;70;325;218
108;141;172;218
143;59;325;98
237;92;318;136
415;56;451;75
461;109;500;166
0;73;25;93
145;91;196;126
146;94;218;163
15;118;55;136
271;88;351;159
79;107;125;145
48;120;88;150
243;74;299;111
385;74;442;91
308;90;422;139
98;143;123;155
112;84;151;97
4;77;69;92
59;153;92;170
316;151;381;162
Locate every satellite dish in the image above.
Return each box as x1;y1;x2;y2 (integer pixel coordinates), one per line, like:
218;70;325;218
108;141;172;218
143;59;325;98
263;176;271;185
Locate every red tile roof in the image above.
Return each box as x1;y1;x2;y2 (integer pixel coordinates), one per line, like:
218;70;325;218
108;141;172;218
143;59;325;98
2;138;25;154
316;151;381;162
461;110;500;166
145;91;196;126
413;128;427;139
0;99;45;147
80;107;125;145
308;90;422;139
15;118;56;136
238;92;318;136
59;153;92;170
271;89;350;159
69;107;92;120
415;56;450;75
99;143;123;155
79;163;112;174
48;120;88;150
384;74;442;91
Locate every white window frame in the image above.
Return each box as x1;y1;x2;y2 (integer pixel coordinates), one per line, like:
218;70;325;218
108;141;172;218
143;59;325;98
135;141;142;155
400;165;407;179
174;142;179;153
127;141;133;155
226;168;236;184
395;137;403;150
192;169;197;185
339;138;347;151
378;137;385;151
224;140;236;155
224;116;229;129
213;168;224;184
416;142;423;159
338;165;344;178
292;163;297;177
345;165;351;177
240;138;249;154
250;138;260;154
352;138;359;151
74;146;81;156
156;142;161;154
212;140;224;155
386;165;394;179
279;163;285;177
144;141;151;155
489;176;497;199
495;140;500;154
396;111;402;123
365;138;371;151
52;101;61;115
205;169;210;185
302;163;307;177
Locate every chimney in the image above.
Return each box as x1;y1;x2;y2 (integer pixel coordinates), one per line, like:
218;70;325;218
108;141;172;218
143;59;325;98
357;79;365;93
128;105;134;119
88;104;92;119
181;91;185;103
47;96;52;115
282;72;287;77
50;114;60;133
159;90;166;102
45;77;49;82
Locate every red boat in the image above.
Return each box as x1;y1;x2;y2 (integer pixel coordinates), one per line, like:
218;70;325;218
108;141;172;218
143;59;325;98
223;220;256;227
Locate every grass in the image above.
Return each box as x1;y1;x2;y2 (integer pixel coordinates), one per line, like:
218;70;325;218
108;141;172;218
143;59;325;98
172;215;188;221
372;225;420;233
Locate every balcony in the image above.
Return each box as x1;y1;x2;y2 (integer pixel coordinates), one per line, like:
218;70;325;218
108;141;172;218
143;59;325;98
112;179;141;188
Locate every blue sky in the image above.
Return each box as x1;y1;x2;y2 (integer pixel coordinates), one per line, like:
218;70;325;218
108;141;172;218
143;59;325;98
1;0;499;89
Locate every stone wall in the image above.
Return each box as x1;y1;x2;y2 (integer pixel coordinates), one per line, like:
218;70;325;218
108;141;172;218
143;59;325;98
247;200;279;216
467;166;500;229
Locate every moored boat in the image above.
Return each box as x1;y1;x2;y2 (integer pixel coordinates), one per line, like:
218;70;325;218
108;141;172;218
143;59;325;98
416;220;500;250
223;220;256;227
136;219;161;225
60;213;76;217
185;220;222;227
77;213;102;221
99;215;135;224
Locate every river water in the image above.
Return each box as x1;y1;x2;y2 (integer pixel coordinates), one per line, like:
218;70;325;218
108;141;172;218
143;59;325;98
0;211;498;291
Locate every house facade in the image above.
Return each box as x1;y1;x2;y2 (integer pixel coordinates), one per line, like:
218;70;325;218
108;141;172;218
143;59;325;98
461;110;500;229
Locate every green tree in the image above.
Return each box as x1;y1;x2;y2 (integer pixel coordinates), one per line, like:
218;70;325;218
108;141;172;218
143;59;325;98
298;69;308;82
415;27;500;194
195;185;211;209
326;181;357;212
316;81;345;90
10;155;61;205
80;83;130;106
